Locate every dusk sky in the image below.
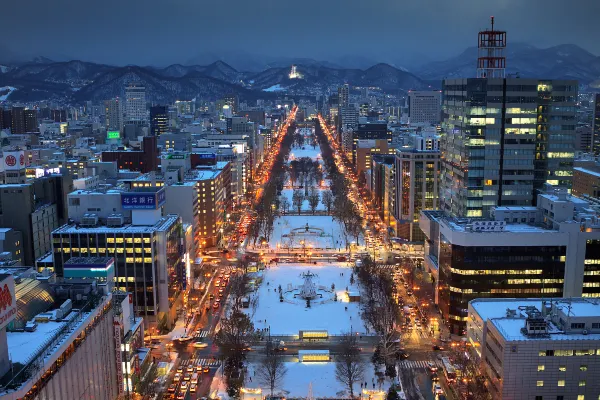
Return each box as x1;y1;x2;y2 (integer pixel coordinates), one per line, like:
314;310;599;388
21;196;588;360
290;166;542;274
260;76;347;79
2;0;599;67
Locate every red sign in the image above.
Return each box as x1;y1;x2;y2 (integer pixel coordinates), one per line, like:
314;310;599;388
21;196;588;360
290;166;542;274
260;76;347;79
19;153;24;166
5;155;16;167
0;284;12;311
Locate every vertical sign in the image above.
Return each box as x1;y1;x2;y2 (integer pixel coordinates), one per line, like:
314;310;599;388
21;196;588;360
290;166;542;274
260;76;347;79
114;321;124;395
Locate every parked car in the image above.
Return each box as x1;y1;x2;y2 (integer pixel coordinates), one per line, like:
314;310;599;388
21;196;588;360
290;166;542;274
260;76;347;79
193;341;208;348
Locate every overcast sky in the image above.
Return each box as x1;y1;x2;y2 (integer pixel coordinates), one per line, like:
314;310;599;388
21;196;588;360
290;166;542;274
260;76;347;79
2;0;599;66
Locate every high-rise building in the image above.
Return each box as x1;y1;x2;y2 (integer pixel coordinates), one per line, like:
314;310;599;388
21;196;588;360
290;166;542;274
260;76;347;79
440;19;578;218
105;97;124;132
420;186;600;334
407;90;441;124
441;78;578;218
102;136;159;173
24;109;38;132
593;93;600;155
352;123;391;166
10;106;25;134
1;108;11;130
125;83;146;122
338;84;349;108
394;138;440;242
223;94;239;115
51;108;67;123
150;105;168;136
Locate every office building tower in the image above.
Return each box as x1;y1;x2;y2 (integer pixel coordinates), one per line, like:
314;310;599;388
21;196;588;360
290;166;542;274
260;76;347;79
352;123;391;166
102;136;158;172
1;108;11;130
394;140;440;242
420;186;600;334
338;84;349;108
24;109;38;132
105;98;124;132
370;155;397;232
441;79;578;218
51;109;67;123
150;105;168;136
10;106;25;134
468;298;600;399
53;193;185;327
407;91;441;124
125;83;146;122
339;106;359;132
593;93;600;155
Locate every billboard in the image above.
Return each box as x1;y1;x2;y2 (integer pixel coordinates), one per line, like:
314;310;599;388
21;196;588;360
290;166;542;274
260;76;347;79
0;275;17;330
107;131;120;139
198;153;216;159
4;151;25;171
121;188;166;210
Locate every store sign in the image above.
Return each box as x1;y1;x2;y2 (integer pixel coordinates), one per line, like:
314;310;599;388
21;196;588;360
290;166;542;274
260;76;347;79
121;189;166;210
34;167;61;178
114;321;124;394
4;151;25;171
0;275;16;330
198;153;216;159
107;131;120;139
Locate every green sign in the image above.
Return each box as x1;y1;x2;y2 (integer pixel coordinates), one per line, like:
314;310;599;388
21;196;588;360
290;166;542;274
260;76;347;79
107;131;120;139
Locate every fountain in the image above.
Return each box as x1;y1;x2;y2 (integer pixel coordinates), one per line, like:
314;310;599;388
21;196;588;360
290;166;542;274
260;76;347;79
299;271;318;300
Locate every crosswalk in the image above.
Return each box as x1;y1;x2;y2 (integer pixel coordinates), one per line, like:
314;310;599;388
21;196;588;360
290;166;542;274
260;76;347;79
397;360;442;369
180;358;221;368
195;330;209;338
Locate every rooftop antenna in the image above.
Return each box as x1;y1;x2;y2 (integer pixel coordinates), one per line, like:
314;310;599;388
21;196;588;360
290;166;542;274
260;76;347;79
477;16;507;78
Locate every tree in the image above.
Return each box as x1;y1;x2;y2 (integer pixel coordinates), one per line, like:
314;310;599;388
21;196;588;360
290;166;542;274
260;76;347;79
213;309;258;364
292;189;304;214
335;332;366;398
386;386;401;400
321;190;334;214
279;196;290;215
307;189;320;215
257;342;288;397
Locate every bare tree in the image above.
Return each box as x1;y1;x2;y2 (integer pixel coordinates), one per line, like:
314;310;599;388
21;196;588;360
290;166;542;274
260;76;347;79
307;189;320;215
213;309;259;364
279;196;290;215
292;189;304;214
321;190;334;214
257;342;288;397
335;332;366;398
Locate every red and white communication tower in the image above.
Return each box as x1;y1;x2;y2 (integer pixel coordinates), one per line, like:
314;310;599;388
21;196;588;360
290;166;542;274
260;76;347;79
477;16;506;78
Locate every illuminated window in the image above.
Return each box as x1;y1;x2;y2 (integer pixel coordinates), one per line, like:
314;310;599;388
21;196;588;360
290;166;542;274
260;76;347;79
537;365;545;371
558;380;565;387
580;365;587;371
107;238;115;243
579;381;586;387
536;381;544;387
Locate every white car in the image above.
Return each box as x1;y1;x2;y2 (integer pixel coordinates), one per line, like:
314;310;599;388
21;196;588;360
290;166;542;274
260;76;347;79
193;341;208;348
433;384;443;395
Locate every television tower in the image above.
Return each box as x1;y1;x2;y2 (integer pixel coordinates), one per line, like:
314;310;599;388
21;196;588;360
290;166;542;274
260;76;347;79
476;16;507;78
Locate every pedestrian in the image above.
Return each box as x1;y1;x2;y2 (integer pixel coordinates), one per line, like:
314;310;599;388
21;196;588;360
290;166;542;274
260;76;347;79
249;377;252;382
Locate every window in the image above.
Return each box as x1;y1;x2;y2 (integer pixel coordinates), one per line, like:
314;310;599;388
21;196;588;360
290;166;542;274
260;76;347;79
537;381;544;387
580;365;588;371
559;366;566;372
579;381;586;387
577;396;584;400
571;323;585;329
558;380;565;387
538;365;545;371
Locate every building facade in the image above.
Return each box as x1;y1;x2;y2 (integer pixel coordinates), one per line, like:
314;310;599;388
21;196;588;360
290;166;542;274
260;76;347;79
125;83;146;122
593;93;600;155
407;91;442;125
440;78;578;218
150;105;168;137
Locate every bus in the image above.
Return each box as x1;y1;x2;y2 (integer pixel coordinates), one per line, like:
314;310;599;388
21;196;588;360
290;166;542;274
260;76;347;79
441;357;457;383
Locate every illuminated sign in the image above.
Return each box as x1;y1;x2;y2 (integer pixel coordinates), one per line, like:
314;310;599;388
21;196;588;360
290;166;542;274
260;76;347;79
299;330;328;339
167;154;186;160
121;188;166;210
298;349;330;362
107;131;120;139
0;275;17;330
34;167;61;178
198;153;216;159
4;151;25;171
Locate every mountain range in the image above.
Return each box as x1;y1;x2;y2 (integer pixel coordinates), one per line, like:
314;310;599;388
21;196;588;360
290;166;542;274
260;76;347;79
0;43;598;103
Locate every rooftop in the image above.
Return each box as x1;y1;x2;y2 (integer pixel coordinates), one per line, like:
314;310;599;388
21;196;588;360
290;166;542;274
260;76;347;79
575;167;600;179
53;214;179;234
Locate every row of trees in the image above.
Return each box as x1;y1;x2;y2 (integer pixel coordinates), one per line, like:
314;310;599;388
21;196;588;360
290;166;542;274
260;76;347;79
355;257;402;375
288;157;323;188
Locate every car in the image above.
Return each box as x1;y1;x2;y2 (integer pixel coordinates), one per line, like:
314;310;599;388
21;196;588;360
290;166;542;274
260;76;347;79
431;371;439;381
176;367;183;373
173;373;181;382
181;381;188;390
184;373;191;381
196;365;204;373
190;383;197;392
203;366;210;373
432;345;444;351
194;341;209;348
213;302;220;309
176;392;186;400
168;384;177;393
187;365;194;373
433;384;443;395
398;352;409;360
427;362;438;372
406;290;413;296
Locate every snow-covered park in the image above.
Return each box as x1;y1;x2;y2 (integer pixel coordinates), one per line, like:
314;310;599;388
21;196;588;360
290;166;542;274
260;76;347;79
245;263;368;335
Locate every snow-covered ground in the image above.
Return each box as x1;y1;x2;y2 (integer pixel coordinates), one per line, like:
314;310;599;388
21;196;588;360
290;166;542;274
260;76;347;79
270;215;351;250
245;263;367;335
244;361;391;398
280;188;326;212
263;84;286;92
289;146;322;162
0;86;16;101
